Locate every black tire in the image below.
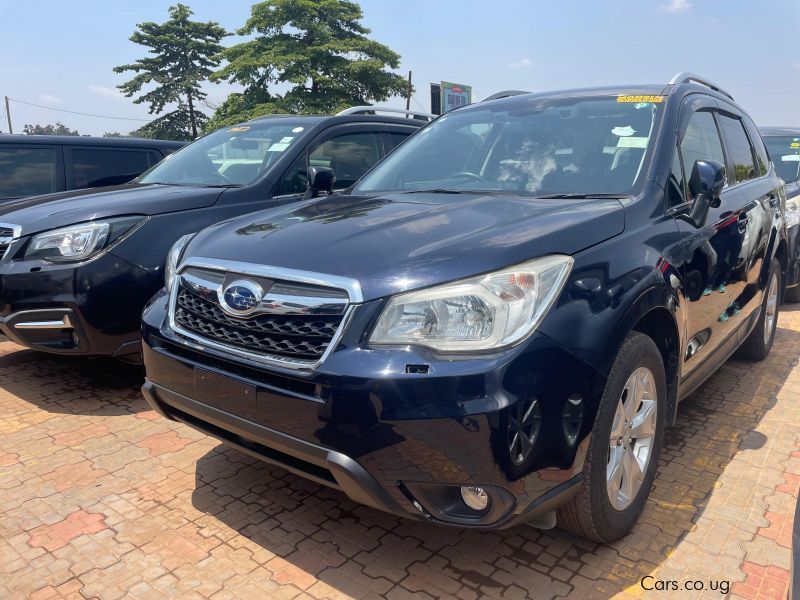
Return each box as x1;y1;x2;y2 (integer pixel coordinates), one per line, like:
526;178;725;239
785;283;800;303
557;331;666;543
737;258;780;361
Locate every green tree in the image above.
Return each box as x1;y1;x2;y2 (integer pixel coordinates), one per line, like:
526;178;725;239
209;0;408;128
114;3;228;140
23;123;80;136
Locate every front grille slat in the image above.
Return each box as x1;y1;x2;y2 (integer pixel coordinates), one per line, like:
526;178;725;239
0;226;15;259
174;286;345;363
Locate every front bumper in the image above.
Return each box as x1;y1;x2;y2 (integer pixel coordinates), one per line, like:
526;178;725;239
142;289;607;528
0;250;158;359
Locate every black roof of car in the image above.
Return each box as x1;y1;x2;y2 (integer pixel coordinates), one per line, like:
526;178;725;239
759;127;800;136
0;134;185;149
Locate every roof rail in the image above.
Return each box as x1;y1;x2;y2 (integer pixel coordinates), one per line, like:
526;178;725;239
668;72;734;100
336;106;435;121
481;90;531;102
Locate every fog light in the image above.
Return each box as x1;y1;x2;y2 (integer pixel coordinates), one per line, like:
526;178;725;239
460;486;489;511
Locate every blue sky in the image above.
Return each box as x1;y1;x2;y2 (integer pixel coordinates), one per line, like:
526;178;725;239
1;0;799;135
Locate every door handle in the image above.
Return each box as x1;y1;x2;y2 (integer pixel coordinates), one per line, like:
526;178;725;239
737;212;749;233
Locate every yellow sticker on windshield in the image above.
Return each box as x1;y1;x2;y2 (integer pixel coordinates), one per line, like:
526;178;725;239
228;126;250;132
617;95;664;103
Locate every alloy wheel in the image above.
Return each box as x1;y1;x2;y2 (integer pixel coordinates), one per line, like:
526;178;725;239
763;271;779;345
606;366;657;511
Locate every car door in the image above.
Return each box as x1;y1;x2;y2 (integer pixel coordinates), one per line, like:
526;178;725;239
713;106;778;340
669;95;747;380
274;123;389;198
0;143;64;201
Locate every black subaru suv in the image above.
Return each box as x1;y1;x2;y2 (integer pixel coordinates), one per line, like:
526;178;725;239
760;128;800;302
142;74;786;541
0;109;425;361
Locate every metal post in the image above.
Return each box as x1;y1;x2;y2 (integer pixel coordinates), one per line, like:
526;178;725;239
405;71;412;116
4;96;11;134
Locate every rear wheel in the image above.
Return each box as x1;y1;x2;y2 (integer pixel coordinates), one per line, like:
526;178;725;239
737;258;780;361
557;331;666;542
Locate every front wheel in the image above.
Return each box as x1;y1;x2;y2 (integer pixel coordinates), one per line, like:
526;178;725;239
737;258;780;361
557;331;666;542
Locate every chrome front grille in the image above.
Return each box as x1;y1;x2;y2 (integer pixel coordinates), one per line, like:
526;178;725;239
168;259;360;369
0;225;18;260
174;288;341;360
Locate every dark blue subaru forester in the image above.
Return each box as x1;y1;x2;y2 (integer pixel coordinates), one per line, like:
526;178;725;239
141;74;786;542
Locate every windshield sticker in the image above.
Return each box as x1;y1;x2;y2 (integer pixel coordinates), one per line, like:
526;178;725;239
791;142;800;149
617;136;649;148
292;126;304;133
279;136;294;143
617;95;664;104
612;126;635;137
228;126;250;132
267;142;291;152
782;155;800;162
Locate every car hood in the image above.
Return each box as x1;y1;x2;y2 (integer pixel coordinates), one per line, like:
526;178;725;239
185;192;625;301
0;184;224;237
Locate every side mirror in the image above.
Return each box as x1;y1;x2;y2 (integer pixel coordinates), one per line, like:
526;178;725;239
303;166;336;200
688;159;725;227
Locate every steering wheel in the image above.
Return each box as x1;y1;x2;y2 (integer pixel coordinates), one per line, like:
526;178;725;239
450;171;484;182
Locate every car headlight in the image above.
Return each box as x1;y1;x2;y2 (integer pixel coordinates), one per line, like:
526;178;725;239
370;255;573;352
165;233;195;293
24;217;147;262
786;198;799;228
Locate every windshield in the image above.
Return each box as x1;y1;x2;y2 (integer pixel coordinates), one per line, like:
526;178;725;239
352;96;664;196
763;135;800;182
352;95;664;197
139;121;310;186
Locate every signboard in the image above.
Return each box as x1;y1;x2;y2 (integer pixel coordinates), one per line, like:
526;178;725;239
430;81;472;115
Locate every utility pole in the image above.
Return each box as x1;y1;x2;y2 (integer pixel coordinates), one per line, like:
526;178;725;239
4;96;12;134
405;71;412;116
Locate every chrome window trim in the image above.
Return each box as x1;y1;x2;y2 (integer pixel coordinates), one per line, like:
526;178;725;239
167;257;362;371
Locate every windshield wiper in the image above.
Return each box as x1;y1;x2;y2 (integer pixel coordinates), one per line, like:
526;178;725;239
403;189;471;194
203;184;244;188
536;193;632;199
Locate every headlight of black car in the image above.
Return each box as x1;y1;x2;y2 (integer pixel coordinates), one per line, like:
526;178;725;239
23;216;148;263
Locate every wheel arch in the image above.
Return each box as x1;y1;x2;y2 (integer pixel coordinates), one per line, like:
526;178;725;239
603;285;681;426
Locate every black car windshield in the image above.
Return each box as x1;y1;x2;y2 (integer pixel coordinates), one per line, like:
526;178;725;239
352;95;664;197
763;136;800;182
138;121;311;186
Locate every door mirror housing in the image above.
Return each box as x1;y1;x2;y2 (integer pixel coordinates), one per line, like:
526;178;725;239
303;166;336;200
688;159;725;227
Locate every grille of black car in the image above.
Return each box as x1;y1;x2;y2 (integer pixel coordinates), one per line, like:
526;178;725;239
0;227;14;259
174;287;344;362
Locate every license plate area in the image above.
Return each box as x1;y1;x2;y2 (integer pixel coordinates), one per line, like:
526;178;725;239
193;367;257;420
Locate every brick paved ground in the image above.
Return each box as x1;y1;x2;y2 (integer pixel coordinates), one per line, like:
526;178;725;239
1;308;799;599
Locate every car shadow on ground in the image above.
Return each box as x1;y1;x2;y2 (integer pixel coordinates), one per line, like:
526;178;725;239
0;341;146;417
189;324;800;599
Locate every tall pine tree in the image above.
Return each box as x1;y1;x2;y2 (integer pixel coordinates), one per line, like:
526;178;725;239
208;0;408;128
114;4;228;140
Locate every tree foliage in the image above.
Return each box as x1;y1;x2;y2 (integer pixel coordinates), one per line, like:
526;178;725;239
130;106;207;141
208;0;408;129
114;3;227;139
23;123;80;136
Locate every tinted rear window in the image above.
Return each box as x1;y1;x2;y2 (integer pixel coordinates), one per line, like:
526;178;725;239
70;148;151;188
0;148;58;198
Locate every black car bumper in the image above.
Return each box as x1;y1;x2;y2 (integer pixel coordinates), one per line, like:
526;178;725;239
142;289;607;529
0;251;159;360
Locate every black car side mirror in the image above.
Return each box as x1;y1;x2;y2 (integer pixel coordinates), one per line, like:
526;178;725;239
688;159;725;227
303;166;336;200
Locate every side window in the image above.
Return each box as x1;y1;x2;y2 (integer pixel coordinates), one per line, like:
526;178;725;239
743;116;770;176
717;114;758;184
310;132;382;188
667;145;686;207
679;110;726;201
387;131;413;150
70;148;151;188
0;148;58;199
280;131;383;195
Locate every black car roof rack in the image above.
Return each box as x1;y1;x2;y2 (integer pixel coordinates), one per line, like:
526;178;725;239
481;90;531;102
336;106;435;121
668;72;734;101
